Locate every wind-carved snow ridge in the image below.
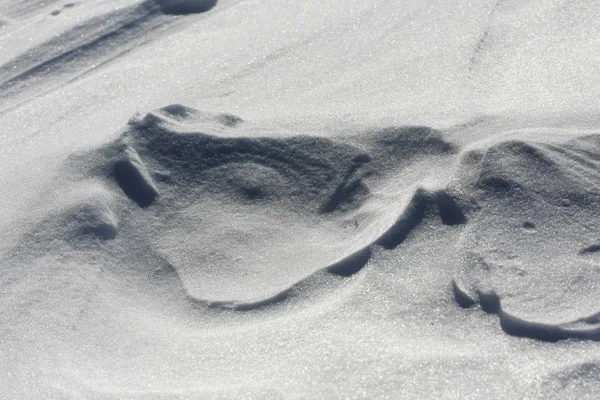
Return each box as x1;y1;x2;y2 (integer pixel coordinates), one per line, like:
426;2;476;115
35;104;462;310
33;104;600;332
11;104;600;335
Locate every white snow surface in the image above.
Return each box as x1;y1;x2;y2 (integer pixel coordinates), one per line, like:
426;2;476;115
2;0;600;398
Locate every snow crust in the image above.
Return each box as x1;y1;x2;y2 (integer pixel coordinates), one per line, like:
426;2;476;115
2;0;600;398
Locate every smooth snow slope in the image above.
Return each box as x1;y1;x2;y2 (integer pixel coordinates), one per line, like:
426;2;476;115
1;0;600;398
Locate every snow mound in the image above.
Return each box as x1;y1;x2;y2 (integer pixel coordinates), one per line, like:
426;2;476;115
452;133;600;340
51;105;459;304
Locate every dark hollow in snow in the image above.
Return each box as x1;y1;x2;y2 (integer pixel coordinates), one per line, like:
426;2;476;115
154;0;217;15
522;221;536;231
160;103;196;117
20;201;119;251
375;189;466;250
112;159;158;208
79;221;118;240
326;247;373;277
580;244;600;255
328;189;466;277
452;283;600;342
452;280;477;309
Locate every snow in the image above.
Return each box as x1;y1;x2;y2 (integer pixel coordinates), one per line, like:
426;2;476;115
2;0;600;398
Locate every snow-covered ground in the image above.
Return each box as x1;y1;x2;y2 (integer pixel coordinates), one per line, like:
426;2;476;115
2;0;600;398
